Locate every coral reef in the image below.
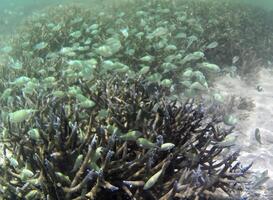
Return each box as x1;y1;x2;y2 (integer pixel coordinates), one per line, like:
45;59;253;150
2;0;272;199
3;2;223;98
188;0;273;70
0;76;250;200
4;0;273;98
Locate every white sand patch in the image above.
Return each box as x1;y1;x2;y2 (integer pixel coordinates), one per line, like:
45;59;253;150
213;67;273;189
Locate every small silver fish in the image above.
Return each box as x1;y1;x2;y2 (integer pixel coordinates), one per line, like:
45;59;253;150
232;56;240;64
9;109;37;123
28;128;40;141
144;169;163;190
119;130;143;141
137;138;156;149
20;168;34;181
206;41;218;49
160;143;175;151
34;42;48;50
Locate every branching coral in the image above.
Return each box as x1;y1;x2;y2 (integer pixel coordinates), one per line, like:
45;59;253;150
0;1;264;199
0;77;250;200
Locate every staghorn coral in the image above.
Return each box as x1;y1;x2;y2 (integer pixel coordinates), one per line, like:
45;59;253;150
0;76;251;200
0;1;263;199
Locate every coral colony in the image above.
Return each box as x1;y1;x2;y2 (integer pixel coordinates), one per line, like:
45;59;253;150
1;0;273;199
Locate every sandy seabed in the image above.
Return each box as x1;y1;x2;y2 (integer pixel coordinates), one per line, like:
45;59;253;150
213;67;273;198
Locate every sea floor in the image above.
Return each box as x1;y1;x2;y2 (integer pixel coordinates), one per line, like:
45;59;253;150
212;67;273;199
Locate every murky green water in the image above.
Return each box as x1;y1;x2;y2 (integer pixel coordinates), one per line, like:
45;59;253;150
242;0;273;10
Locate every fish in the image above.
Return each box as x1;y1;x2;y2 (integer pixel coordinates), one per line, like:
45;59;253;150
34;42;48;50
232;56;240;64
255;128;262;144
10;76;30;86
105;38;122;54
69;31;82;39
193;71;206;84
199;62;220;73
190;82;208;91
161;63;177;73
223;115;237;126
140;55;154;62
113;63;130;73
256;85;263;92
60;47;76;57
160;143;175;151
160;79;172;87
181;51;204;64
78;99;96;108
96;45;113;57
206;41;218;49
20;168;34;181
175;32;187;39
144;169;163;190
182;68;193;78
119;130;143;141
143;159;170;190
27;128;40;141
68;86;82;96
164;44;177;51
52;90;66;98
147;27;168;39
86;24;99;32
137;138;157;149
147;73;162;83
139;66;150;75
9;109;37;123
